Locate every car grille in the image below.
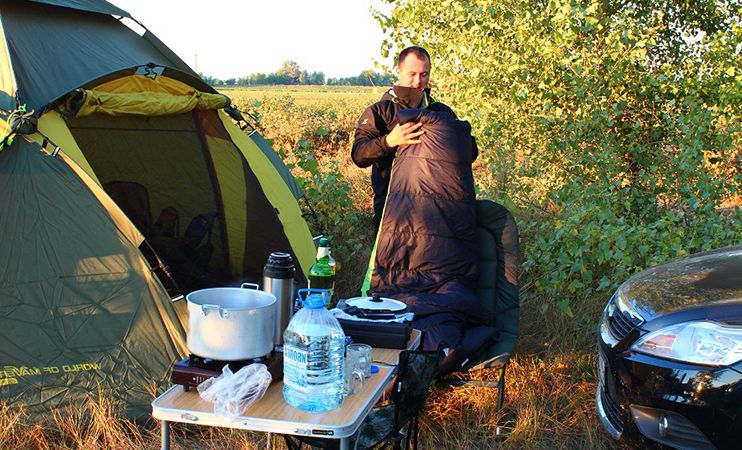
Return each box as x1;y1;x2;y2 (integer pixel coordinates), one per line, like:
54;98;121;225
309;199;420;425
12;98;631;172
600;384;624;431
608;299;643;341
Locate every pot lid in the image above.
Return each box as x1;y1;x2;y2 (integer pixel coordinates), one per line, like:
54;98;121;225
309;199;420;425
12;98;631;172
346;295;407;312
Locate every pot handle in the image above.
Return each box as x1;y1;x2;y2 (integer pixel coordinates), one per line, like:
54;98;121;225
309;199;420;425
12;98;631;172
241;282;260;290
201;304;230;319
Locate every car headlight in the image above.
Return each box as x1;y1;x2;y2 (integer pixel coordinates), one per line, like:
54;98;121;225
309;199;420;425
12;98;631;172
631;321;742;366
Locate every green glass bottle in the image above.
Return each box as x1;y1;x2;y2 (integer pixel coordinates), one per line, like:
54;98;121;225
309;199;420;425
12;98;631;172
308;238;336;308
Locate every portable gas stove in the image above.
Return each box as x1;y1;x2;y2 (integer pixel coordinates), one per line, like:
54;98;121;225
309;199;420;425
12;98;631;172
172;348;283;391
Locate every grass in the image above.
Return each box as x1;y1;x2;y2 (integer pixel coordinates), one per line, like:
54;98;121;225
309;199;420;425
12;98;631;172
221;85;382;98
0;85;622;449
2;313;616;449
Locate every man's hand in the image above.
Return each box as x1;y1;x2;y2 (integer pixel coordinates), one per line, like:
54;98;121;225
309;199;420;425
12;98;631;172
385;122;424;148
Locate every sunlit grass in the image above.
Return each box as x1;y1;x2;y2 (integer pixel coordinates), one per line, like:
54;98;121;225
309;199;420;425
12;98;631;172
222;85;380;108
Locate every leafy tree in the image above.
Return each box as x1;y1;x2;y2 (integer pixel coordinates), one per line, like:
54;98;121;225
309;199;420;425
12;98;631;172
376;0;742;313
276;60;302;84
309;71;326;85
328;70;394;86
200;64;387;87
298;69;309;85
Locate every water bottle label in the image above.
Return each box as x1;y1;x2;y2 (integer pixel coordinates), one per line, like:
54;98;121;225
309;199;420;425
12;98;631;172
284;345;309;392
283;343;337;392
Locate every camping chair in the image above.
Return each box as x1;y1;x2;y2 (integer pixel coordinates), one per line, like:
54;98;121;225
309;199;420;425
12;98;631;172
283;348;444;450
440;200;519;425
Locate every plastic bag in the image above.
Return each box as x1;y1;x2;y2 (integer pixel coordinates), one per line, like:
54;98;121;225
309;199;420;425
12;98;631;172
197;363;272;420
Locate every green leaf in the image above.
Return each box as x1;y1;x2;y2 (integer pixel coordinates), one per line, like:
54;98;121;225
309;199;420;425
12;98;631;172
304;159;318;175
557;299;574;317
597;276;612;292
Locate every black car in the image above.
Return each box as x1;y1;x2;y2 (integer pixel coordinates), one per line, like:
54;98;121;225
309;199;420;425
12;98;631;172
597;245;742;450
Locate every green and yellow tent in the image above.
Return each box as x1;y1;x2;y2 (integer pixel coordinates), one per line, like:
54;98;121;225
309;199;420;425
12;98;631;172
0;0;315;420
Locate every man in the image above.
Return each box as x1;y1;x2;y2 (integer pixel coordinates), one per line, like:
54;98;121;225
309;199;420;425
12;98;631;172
352;46;478;231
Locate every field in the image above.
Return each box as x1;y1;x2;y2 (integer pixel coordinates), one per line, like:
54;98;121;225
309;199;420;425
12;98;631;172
1;85;620;449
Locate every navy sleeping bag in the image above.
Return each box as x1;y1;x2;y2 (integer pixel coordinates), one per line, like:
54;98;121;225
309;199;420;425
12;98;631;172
368;108;498;376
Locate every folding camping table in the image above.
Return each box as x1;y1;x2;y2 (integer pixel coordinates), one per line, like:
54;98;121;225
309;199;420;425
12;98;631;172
152;330;421;450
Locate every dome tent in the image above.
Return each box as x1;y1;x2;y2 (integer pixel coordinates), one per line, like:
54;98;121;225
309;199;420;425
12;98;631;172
0;0;315;420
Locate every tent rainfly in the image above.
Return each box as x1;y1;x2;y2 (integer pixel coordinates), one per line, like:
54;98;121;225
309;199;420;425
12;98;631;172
0;0;315;420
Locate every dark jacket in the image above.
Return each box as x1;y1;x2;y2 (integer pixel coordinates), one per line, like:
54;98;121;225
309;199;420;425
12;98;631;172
352;86;478;228
368;108;496;376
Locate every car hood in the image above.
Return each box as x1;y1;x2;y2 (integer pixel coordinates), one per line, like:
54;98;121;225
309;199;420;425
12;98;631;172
618;246;742;318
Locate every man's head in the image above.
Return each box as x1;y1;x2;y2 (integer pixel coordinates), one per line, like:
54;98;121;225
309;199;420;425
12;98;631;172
395;46;430;90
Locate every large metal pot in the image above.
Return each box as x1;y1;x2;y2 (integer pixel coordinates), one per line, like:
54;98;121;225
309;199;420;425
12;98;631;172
186;283;276;361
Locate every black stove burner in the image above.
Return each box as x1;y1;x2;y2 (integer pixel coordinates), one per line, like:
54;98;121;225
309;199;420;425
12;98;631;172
172;348;283;390
188;351;273;371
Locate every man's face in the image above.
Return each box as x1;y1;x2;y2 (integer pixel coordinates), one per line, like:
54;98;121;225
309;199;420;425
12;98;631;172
395;53;430;90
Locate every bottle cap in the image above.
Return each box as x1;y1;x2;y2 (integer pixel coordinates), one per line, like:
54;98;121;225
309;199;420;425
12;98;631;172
319;237;330;247
267;252;293;267
264;252;295;278
303;290;328;309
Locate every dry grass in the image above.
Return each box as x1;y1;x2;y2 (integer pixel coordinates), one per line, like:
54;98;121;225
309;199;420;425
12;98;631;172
416;292;620;450
421;353;612;450
0;284;619;449
0;85;622;449
0;395;153;449
1;334;617;450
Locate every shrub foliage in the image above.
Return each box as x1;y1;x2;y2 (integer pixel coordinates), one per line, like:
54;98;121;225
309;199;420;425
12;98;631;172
377;0;742;313
231;92;377;297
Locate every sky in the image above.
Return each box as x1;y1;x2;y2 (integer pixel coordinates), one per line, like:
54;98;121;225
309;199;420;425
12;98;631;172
112;0;395;80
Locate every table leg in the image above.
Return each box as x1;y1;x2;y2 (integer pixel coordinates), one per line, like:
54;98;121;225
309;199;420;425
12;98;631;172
266;432;272;449
160;420;170;450
339;437;350;450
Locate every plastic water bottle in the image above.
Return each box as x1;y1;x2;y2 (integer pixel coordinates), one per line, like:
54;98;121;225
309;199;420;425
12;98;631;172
283;289;345;412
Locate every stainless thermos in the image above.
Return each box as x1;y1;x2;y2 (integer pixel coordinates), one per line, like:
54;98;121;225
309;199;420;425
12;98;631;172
263;252;297;346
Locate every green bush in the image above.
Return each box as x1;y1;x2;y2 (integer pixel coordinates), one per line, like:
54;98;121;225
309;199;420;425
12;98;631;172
379;0;742;313
231;92;376;297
